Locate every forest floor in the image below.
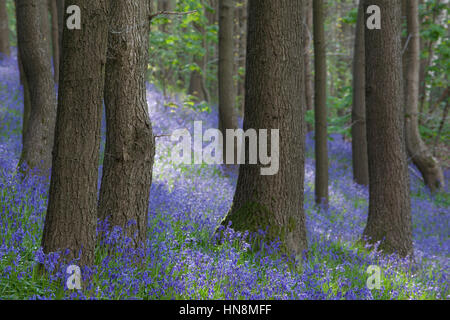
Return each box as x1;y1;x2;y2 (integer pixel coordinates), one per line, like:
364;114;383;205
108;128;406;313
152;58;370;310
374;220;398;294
0;55;449;300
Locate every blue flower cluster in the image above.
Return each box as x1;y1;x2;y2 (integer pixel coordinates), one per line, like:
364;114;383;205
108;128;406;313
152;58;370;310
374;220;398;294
0;52;448;300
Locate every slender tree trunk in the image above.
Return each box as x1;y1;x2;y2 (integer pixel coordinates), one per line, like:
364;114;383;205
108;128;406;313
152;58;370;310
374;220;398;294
16;0;56;174
42;0;109;267
313;0;329;206
188;22;208;102
98;0;155;249
404;0;444;192
304;0;313;132
218;0;238;163
39;0;51;54
221;0;308;261
17;52;30;146
236;0;247;118
363;0;413;257
49;0;59;83
0;0;10;57
351;1;369;186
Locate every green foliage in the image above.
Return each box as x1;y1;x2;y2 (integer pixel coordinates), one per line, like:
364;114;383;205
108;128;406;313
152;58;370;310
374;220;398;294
149;0;218;99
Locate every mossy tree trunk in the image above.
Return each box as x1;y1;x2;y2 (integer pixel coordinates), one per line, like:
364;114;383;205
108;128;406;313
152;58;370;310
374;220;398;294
221;0;308;261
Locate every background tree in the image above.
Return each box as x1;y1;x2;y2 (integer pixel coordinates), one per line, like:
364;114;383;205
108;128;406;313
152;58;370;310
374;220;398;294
313;0;329;206
221;0;308;260
98;0;155;249
404;0;444;192
16;0;56;174
363;0;413;257
218;0;238;163
0;0;10;57
49;0;59;83
304;0;313;133
42;0;110;267
351;0;369;186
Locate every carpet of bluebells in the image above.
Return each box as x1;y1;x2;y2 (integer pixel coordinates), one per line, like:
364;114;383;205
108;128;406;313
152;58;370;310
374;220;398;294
0;52;449;300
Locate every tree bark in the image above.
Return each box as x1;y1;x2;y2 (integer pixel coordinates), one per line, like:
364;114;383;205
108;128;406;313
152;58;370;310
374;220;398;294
351;1;369;186
16;0;56;174
218;0;238;163
42;0;109;267
313;0;329;206
56;0;64;63
221;0;308;261
363;0;413;257
49;0;59;83
0;0;10;57
98;0;155;249
304;0;313;132
404;0;444;192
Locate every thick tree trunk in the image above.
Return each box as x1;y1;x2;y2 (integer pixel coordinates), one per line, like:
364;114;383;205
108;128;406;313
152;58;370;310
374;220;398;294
304;0;313;133
16;0;56;174
221;0;308;261
42;0;109;267
313;0;329;206
0;0;10;57
218;0;238;163
351;1;369;186
49;0;59;83
404;0;444;192
363;0;413;257
98;0;155;249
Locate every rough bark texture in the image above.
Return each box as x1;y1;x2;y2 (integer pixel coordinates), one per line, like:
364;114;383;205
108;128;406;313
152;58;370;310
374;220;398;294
49;0;59;83
0;0;10;57
363;0;413;257
98;0;155;249
218;0;238;163
42;0;109;267
351;1;369;186
304;0;313;132
16;0;56;174
404;0;444;192
313;0;329;206
221;0;308;261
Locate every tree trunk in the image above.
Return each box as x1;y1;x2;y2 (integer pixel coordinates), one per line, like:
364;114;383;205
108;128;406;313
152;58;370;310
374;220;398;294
56;0;64;63
49;0;59;83
42;0;109;267
218;0;238;163
16;0;56;174
98;0;155;249
363;0;413;257
351;1;369;186
313;0;329;206
304;0;313;133
221;0;308;261
0;0;10;57
17;52;31;146
236;0;247;118
404;0;444;192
